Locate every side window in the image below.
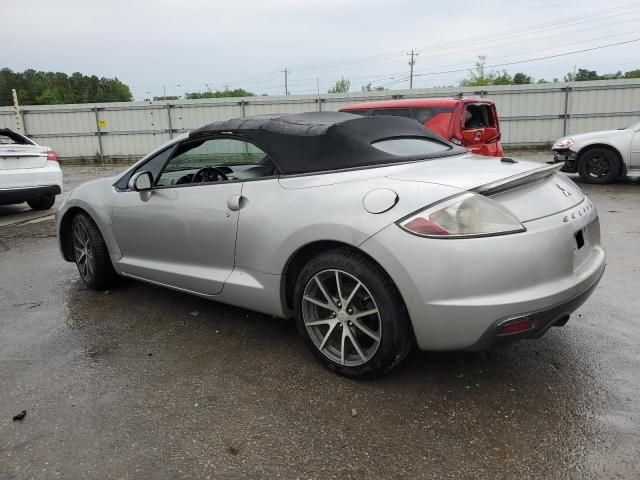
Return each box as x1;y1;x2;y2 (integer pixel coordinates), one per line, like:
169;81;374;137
156;137;272;187
372;108;412;119
114;146;174;191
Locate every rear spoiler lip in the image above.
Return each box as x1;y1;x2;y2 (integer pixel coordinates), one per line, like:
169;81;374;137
472;163;563;196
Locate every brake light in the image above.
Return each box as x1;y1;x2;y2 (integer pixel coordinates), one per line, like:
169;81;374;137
47;149;59;162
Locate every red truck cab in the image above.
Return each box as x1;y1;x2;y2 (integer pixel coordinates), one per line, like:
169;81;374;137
340;97;504;157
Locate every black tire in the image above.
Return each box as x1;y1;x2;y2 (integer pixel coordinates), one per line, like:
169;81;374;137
577;148;620;184
293;248;414;379
27;195;55;210
71;213;116;290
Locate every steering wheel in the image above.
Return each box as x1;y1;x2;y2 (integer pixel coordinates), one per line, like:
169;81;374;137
191;166;229;184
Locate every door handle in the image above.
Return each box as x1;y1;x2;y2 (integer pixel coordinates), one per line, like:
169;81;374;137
227;195;244;211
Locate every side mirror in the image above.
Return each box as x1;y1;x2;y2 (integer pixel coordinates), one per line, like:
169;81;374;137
128;171;153;191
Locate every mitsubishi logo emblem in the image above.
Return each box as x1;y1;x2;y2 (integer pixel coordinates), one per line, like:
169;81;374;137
556;184;572;197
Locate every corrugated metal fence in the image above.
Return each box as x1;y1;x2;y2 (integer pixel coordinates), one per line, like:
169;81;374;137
1;79;639;161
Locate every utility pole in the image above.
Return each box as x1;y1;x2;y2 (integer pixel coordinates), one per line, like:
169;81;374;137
282;68;289;96
407;50;419;90
11;89;24;134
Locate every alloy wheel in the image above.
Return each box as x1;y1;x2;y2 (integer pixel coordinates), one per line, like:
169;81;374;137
73;222;95;282
585;155;611;178
302;269;382;367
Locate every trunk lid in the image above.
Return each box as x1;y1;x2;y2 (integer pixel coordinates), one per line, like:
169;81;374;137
390;154;584;222
0;145;49;170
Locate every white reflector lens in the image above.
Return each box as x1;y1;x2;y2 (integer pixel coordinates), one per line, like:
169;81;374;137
399;193;525;238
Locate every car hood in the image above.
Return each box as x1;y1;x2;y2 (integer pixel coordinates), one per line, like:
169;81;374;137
557;129;627;147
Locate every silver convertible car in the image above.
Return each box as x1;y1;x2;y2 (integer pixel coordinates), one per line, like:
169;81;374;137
56;112;605;377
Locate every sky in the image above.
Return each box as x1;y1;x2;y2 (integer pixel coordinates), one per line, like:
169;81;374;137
3;0;640;99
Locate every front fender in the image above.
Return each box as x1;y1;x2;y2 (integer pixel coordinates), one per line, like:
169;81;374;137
56;179;120;262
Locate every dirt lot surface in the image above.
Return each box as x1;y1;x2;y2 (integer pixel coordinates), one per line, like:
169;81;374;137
1;152;639;479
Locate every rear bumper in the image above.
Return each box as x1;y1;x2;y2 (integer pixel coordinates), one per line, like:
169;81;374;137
0;184;61;204
465;264;604;350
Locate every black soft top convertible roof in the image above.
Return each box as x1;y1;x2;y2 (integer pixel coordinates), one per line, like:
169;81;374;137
189;112;461;174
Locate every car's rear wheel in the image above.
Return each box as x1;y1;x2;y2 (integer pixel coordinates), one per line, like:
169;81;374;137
294;248;413;378
578;148;620;184
71;213;116;290
27;195;55;210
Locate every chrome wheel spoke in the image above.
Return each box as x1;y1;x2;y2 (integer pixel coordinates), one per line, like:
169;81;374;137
335;271;344;304
303;295;335;311
73;227;83;245
319;322;338;351
305;318;334;327
346;328;366;362
352;318;380;342
353;308;378;319
340;327;347;365
314;276;337;309
344;281;361;308
86;255;94;277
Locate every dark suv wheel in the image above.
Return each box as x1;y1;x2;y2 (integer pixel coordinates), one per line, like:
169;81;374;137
294;248;414;378
578;148;620;184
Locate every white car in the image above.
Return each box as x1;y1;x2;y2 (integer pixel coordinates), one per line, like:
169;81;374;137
551;120;640;183
0;128;63;210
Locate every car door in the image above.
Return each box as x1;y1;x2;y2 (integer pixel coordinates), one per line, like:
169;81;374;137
111;135;266;296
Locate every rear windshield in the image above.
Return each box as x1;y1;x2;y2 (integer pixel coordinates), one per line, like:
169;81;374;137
0;130;34;145
371;137;451;156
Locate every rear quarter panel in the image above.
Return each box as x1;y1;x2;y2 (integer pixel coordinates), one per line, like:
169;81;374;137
235;172;463;275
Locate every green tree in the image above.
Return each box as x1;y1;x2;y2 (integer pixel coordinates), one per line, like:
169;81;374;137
184;88;255;99
328;77;350;93
493;70;512;85
0;68;132;106
513;72;532;84
623;69;640;78
574;69;600;81
361;82;385;92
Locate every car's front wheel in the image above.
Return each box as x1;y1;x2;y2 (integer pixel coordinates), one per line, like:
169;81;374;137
71;213;116;290
578;148;620;184
294;248;413;378
27;195;55;210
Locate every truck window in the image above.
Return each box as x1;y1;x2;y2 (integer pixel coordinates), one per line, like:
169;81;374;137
371;108;412;118
342;109;371;116
413;107;454;124
464;104;496;129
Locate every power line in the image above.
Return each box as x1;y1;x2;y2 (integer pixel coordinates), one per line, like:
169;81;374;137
287;2;640;73
413;37;640;78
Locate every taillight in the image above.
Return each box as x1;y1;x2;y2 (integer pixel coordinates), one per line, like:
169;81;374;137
397;193;526;239
47;149;59;162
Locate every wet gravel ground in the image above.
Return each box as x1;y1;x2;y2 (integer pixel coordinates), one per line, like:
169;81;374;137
1;152;639;479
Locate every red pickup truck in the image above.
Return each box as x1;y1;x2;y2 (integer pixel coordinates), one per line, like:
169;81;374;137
340;97;504;157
